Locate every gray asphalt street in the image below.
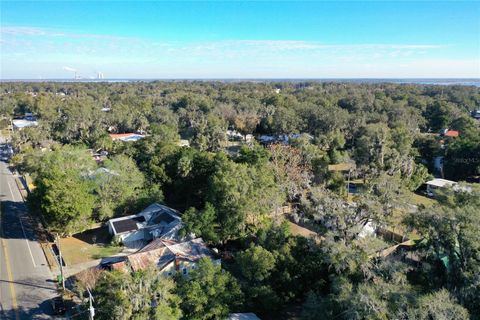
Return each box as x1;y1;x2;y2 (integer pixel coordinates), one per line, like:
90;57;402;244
0;158;57;319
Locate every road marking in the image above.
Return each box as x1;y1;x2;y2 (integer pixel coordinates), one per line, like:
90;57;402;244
19;218;37;268
1;238;20;320
0;144;20;319
7;180;37;268
6;178;17;202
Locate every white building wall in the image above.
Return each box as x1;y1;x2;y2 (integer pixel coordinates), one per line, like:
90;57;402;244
121;230;145;244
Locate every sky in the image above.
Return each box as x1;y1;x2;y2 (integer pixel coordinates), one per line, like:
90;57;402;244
1;1;479;79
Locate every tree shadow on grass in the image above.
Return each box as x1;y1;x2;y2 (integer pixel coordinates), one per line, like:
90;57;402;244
72;225;112;245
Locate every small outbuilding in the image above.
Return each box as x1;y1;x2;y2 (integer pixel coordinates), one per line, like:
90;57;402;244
12;119;38;130
425;178;457;196
425;178;471;197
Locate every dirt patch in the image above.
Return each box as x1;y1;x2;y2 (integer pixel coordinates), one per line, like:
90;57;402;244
59;227;121;266
286;221;323;243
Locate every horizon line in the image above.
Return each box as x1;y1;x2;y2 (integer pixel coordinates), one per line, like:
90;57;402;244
1;77;479;81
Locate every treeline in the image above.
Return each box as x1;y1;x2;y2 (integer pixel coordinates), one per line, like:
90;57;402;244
2;81;479;180
2;81;479;319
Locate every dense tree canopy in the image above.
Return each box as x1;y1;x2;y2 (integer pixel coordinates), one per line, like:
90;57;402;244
175;258;243;320
3;81;479;319
94;268;182;320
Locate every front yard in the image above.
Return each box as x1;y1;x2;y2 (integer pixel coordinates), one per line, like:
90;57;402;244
59;226;122;266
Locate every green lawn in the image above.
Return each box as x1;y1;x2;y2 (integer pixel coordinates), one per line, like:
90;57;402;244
388;209;422;241
90;245;123;260
409;192;437;208
383;192;437;241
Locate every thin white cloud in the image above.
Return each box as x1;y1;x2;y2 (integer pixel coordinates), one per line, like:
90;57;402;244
2;25;471;79
1;26;65;36
217;40;443;50
1;26;445;51
1;26;133;41
62;66;76;72
170;40;444;56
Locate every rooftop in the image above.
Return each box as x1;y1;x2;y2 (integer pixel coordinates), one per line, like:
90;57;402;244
109;133;145;142
444;130;459;137
108;203;181;235
426;178;457;188
228;313;261;320
440;129;459;137
112;218;139;234
128;238;215;272
12;119;38;129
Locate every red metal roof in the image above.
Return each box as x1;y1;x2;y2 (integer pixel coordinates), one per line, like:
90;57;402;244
128;246;170;272
445;130;459;137
110;261;129;272
127;238;214;272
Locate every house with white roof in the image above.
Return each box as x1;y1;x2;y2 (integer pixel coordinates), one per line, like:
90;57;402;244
107;203;182;248
228;313;261;320
12;119;38;130
109;133;145;142
227;130;254;143
425;178;471;197
177;139;190;147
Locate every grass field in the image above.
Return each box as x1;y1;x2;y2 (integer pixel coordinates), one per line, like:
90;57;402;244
409;192;437;208
384;192;437;241
388;209;422;241
285;220;324;243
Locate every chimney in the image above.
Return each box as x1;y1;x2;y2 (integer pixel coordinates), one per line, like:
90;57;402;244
175;255;180;271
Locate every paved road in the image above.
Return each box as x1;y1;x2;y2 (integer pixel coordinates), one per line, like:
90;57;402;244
0;158;57;319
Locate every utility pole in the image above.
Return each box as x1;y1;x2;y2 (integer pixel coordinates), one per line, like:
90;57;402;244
9;118;13;142
347;168;351;199
87;287;95;320
56;234;65;290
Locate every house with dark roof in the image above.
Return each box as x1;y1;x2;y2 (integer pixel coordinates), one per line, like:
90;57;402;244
124;238;220;276
107;203;182;248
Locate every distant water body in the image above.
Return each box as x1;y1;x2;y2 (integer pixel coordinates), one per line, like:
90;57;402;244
2;78;480;87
